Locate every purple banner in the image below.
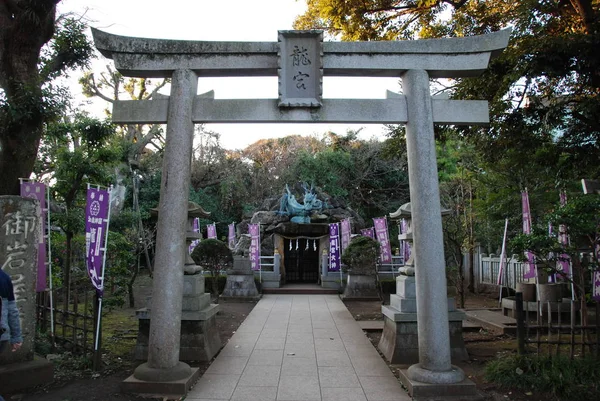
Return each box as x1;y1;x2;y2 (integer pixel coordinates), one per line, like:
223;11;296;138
228;223;236;249
20;181;47;292
340;219;351;253
328;223;341;272
373;217;392;264
400;219;411;263
556;191;570;279
361;227;375;239
593;271;600;301
189;217;200;254
249;224;260;271
85;188;110;295
521;191;536;279
497;218;509;285
207;223;217;239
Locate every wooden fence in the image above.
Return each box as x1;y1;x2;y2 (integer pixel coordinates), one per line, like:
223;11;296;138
514;292;600;359
36;277;98;357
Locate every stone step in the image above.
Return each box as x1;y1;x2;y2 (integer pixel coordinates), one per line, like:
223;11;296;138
262;284;339;295
357;319;482;332
464;309;517;335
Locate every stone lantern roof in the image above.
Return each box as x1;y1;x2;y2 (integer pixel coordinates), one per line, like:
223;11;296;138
151;201;211;218
389;202;450;220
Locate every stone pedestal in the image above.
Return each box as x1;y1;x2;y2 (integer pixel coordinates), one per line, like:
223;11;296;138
340;274;379;300
398;369;481;401
538;283;564;303
515;282;536;302
135;274;221;361
378;275;468;364
0;196;54;392
220;257;261;302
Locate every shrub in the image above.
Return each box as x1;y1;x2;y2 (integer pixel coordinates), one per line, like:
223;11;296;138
191;239;233;298
379;278;396;294
341;236;380;275
485;354;600;400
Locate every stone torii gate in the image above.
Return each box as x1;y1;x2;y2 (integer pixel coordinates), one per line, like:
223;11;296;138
92;28;510;394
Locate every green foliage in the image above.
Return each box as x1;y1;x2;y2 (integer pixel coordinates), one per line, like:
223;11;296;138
103;230;137;309
50;232;87;279
291;148;352;198
39;115;121;209
49;228;136;309
510;194;600;297
39;16;94;81
283;133;409;218
341;236;380;275
378;278;396;295
485;354;600;400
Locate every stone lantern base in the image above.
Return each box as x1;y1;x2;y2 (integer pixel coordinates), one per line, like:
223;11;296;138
134;274;221;361
378;275;468;364
220;257;262;302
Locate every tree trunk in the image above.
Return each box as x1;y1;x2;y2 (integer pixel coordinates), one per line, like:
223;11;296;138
127;255;140;308
468;250;475;293
0;0;57;195
0;123;42;195
570;0;598;34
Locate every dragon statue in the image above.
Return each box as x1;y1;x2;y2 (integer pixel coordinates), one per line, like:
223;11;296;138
278;183;324;224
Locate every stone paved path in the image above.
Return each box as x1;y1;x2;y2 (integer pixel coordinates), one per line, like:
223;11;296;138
186;294;410;401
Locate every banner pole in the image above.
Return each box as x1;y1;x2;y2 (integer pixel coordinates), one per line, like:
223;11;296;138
497;218;509;306
338;223;342;283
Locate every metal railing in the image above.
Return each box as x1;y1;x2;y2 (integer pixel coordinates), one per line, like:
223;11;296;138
258;254;280;274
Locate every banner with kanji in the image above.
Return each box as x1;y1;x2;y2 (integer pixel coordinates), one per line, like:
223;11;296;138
400;219;411;263
373;217;392;264
340;219;351;253
207;223;217;239
249;224;260;271
522;190;536;279
593;270;600;301
497;219;509;285
85;188;110;295
228;223;236;249
20;181;47;292
189;217;200;254
328;223;341;272
361;227;375;239
556;191;571;279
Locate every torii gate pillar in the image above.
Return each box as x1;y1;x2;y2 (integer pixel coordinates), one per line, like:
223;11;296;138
132;69;199;385
402;69;464;384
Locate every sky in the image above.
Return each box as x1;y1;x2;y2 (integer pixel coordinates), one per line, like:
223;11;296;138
58;0;401;150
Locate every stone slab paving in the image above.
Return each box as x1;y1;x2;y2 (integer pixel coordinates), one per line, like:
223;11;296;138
186;294;411;401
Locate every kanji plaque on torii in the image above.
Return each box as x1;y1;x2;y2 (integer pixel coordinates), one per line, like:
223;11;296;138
278;30;323;108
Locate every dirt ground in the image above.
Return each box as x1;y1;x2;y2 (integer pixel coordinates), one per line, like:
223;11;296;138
3;283;534;401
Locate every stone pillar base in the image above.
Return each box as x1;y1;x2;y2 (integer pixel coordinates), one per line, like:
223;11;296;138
0;356;54;393
135;304;221;361
122;366;199;397
398;368;482;401
378;306;469;364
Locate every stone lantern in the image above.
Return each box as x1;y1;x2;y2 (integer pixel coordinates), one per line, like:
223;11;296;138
133;202;221;363
379;202;468;365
